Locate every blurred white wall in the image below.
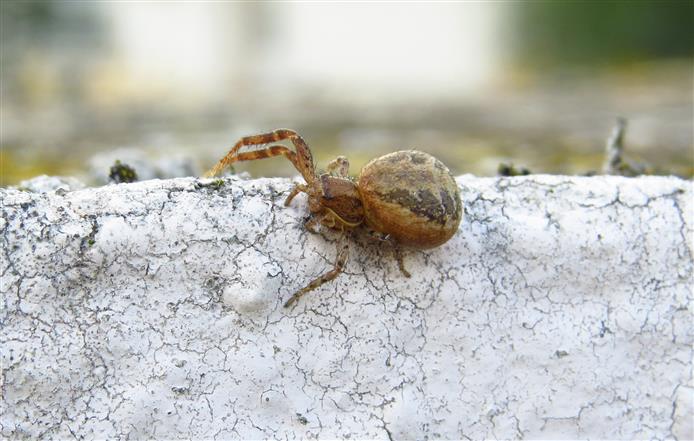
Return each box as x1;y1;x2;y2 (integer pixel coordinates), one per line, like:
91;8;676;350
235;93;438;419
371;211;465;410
268;3;501;99
99;3;502;107
98;3;236;106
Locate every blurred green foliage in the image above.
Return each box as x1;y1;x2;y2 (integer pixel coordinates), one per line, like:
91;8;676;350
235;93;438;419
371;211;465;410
511;1;693;68
0;1;102;44
0;150;81;186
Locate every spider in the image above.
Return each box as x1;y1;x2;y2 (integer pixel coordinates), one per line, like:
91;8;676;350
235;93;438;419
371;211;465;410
206;129;462;307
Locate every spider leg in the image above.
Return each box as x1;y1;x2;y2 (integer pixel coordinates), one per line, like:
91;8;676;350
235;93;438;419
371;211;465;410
303;209;357;237
284;235;350;308
364;229;389;243
364;229;411;278
206;145;297;178
320;212;337;229
326;156;350;177
284;183;309;207
205;129;315;182
301;210;345;236
394;245;411;278
303;215;320;234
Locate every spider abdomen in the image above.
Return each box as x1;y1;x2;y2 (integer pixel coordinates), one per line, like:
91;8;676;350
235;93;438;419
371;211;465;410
357;150;463;249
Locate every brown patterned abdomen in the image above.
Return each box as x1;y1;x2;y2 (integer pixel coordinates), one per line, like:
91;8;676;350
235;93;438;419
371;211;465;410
357;150;463;249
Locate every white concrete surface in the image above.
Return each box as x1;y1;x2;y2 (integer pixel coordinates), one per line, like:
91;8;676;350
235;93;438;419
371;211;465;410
1;175;692;439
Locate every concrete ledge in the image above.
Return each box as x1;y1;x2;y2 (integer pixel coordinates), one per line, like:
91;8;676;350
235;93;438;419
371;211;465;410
1;175;692;439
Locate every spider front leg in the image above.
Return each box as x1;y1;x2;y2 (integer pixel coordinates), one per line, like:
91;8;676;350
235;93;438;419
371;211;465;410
205;129;316;182
284;234;350;308
206;145;297;178
326;156;350;177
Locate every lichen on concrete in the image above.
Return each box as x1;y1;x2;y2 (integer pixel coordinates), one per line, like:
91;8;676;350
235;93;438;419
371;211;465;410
1;175;692;439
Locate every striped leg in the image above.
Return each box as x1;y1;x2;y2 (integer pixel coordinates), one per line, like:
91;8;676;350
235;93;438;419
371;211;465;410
205;129;315;181
205;145;297;177
284;235;350;308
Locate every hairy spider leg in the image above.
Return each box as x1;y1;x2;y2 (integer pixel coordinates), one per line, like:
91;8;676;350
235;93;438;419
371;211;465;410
205;129;315;183
284;235;350;308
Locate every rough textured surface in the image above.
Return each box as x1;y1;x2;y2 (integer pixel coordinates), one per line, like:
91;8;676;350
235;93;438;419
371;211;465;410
17;175;86;194
1;175;692;439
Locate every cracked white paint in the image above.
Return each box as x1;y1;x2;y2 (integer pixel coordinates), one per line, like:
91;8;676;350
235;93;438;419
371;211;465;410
1;175;692;439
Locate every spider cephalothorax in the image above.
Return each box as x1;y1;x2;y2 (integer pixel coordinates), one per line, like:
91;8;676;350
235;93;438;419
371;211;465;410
206;129;462;307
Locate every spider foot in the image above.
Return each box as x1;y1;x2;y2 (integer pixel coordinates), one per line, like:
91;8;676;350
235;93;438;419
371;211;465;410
395;246;411;278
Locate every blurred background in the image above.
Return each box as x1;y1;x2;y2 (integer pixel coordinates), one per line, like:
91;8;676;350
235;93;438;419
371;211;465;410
1;1;692;185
